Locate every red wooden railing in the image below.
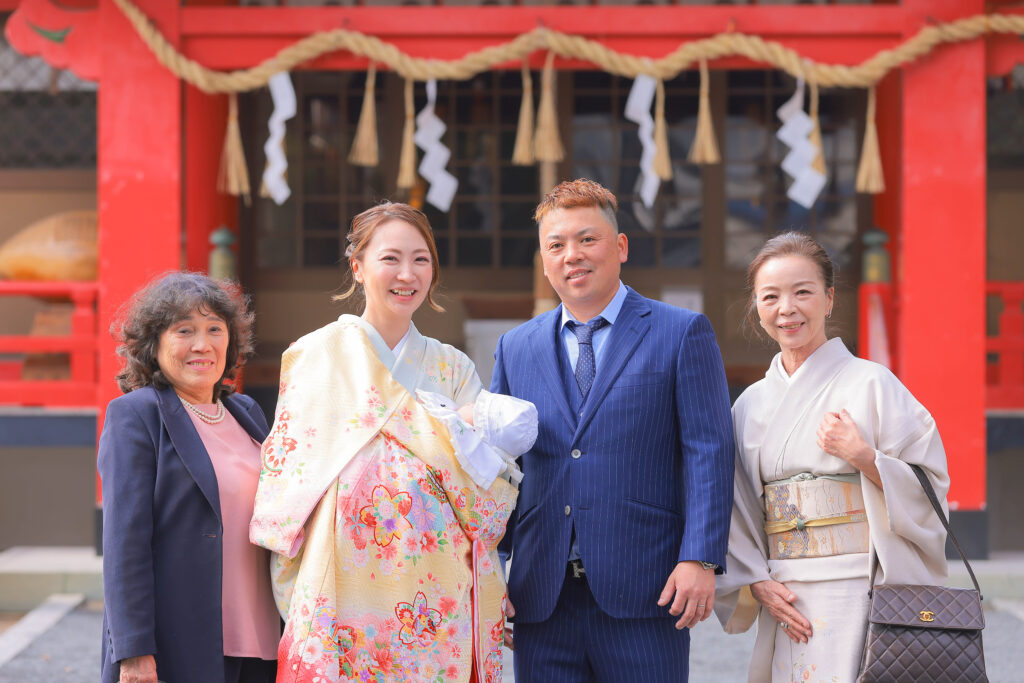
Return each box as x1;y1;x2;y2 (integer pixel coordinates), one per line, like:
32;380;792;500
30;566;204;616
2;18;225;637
987;281;1024;410
0;279;1019;411
0;281;100;407
859;280;1024;410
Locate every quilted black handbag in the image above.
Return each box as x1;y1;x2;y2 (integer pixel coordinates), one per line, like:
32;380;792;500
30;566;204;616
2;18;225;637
856;464;987;683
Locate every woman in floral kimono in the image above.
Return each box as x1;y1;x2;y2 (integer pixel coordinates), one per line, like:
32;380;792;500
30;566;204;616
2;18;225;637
715;233;950;683
250;202;535;683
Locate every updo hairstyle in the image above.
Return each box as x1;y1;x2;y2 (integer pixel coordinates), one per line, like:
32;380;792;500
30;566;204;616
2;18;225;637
333;201;444;312
744;231;836;340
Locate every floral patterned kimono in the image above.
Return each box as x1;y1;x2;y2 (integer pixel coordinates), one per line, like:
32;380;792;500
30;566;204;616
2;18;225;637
251;316;519;683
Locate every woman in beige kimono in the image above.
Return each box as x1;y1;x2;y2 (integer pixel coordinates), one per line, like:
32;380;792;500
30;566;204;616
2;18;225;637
715;233;949;683
250;202;535;683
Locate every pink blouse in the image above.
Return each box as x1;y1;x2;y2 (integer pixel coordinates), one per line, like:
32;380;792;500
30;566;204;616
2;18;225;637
186;405;281;660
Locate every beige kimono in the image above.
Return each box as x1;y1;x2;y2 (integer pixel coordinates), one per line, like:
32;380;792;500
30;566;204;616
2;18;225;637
251;316;525;683
716;338;949;683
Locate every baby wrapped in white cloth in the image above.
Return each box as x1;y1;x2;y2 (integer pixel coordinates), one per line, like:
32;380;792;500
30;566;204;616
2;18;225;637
416;389;536;489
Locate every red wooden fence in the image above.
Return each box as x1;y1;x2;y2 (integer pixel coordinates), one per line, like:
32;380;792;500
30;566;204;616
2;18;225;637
1;280;1022;412
987;281;1024;410
0;281;99;407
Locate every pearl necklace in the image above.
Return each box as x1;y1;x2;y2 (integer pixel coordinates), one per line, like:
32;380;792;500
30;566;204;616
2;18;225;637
179;397;226;424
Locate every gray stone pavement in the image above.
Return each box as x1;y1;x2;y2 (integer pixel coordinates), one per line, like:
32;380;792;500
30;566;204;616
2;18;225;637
2;600;1023;682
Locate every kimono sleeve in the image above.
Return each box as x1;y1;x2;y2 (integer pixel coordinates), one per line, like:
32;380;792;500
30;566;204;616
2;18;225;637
865;370;950;582
450;348;483;406
715;409;773;634
250;340;337;557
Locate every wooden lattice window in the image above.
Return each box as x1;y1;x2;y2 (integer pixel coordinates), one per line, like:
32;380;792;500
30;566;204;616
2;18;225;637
568;70;702;270
243;70;540;270
723;70;863;271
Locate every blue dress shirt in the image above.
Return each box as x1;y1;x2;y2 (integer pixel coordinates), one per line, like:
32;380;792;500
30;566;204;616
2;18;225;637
558;281;629;376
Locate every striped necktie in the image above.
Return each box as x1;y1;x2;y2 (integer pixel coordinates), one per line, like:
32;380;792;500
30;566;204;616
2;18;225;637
567;317;608;397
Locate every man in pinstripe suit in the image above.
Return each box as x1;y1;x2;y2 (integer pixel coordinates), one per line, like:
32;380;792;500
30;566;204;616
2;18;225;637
491;179;735;682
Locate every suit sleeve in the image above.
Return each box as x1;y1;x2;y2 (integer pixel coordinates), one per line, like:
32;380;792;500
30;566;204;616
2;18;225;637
490;334;517;566
97;397;159;663
674;314;735;571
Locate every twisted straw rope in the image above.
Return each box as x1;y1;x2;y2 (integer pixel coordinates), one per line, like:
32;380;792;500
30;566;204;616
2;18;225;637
113;0;1024;93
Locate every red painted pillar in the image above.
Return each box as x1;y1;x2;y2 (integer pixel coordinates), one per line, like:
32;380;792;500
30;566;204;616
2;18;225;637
899;0;986;552
182;0;241;273
95;0;183;516
184;86;237;273
872;71;901;374
96;0;183;401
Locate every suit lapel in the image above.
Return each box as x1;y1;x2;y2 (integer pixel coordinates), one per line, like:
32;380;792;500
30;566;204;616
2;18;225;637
528;308;575;431
576;289;651;437
223;395;268;443
157;385;221;522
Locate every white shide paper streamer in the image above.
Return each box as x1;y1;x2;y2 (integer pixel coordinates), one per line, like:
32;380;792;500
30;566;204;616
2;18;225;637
624;74;661;210
776;78;826;209
262;72;297;206
413;80;458;213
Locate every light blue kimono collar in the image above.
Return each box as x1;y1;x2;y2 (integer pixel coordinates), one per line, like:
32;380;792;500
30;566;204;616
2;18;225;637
340;314;427;394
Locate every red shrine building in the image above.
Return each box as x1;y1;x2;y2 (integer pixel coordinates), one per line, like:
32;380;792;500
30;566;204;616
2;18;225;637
0;0;1022;558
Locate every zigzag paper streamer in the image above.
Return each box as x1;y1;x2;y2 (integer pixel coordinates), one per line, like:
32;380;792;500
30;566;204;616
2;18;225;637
413;79;458;213
262;72;297;205
624;75;661;210
776;78;825;209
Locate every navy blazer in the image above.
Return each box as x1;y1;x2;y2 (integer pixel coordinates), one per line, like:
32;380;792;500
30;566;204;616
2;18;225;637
98;385;270;683
491;287;734;622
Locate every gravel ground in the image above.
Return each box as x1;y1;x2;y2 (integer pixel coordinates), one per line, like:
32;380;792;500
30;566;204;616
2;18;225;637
2;600;1021;682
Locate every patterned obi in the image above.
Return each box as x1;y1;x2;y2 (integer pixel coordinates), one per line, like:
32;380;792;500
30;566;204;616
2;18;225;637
763;472;869;560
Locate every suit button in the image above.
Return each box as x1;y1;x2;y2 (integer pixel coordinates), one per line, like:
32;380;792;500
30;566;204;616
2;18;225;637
570;449;581;459
564;505;571;516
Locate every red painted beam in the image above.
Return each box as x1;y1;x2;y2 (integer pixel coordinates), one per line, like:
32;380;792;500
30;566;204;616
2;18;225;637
181;36;901;73
986;6;1024;75
174;5;908;73
988;35;1024;76
179;6;907;38
174;5;1024;78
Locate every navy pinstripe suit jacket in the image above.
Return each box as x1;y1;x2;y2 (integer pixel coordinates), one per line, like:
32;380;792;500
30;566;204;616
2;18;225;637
491;287;734;623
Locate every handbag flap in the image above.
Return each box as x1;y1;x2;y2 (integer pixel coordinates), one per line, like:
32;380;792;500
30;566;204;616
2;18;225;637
868;584;985;631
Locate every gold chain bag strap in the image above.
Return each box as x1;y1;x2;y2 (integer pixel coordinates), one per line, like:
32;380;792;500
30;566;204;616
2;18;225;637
856;465;987;683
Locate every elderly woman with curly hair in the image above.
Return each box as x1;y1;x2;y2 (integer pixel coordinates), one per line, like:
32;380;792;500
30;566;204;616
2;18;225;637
98;272;280;683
